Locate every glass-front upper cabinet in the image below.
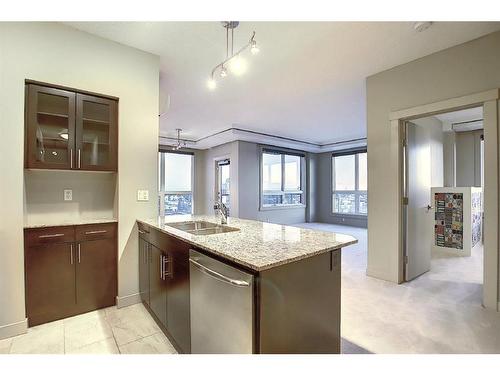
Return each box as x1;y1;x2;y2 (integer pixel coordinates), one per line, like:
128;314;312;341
76;94;118;171
25;83;118;171
26;85;76;169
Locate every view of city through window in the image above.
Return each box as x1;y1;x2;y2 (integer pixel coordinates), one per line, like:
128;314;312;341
332;151;367;215
217;160;230;213
262;151;304;207
159;152;193;216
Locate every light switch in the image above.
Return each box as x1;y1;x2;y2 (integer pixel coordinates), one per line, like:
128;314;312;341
137;190;149;201
64;189;73;201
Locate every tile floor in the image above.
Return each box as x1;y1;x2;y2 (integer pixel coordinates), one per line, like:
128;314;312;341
0;303;177;354
297;222;500;354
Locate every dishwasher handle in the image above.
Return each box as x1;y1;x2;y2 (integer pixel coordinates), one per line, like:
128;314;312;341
189;258;250;287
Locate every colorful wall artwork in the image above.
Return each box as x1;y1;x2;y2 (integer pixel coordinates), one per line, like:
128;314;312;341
471;192;482;247
434;193;463;249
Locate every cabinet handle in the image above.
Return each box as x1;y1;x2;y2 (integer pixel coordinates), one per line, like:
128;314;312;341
160;254;163;280
78;149;81;169
38;233;64;239
78;243;81;263
84;230;107;235
70;149;73;169
70;244;74;265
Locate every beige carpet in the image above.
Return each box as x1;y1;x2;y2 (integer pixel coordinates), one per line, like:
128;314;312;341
295;222;500;354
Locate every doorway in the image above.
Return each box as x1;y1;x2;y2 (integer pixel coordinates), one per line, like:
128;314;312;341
392;90;498;310
403;107;484;285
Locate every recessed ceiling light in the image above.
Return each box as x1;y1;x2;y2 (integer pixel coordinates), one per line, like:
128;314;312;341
414;22;433;33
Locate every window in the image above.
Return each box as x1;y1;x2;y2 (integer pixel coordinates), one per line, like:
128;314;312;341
216;159;230;213
332;150;367;215
261;148;305;208
158;151;193;216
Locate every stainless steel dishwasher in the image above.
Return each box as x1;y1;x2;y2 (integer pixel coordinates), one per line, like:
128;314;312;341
189;249;254;353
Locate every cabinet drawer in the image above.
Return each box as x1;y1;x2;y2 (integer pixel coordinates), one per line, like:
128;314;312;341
76;223;117;241
25;226;75;247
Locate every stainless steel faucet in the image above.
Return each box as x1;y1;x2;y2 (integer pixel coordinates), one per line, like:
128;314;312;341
214;200;229;225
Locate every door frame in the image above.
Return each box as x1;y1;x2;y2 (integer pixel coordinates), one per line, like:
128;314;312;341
390;89;499;310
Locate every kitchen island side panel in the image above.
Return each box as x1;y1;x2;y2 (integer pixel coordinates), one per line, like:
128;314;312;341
258;249;341;354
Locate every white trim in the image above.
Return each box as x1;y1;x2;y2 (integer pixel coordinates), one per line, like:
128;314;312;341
0;318;28;340
116;293;141;309
389;89;499;121
159;127;367;154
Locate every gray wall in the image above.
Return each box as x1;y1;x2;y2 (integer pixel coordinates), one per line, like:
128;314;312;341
366;30;500;287
315;152;368;228
443;132;456;187
238;141;307;224
196;141;310;225
456;130;483;187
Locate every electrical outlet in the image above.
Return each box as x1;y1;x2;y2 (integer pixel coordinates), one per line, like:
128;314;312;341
137;190;149;201
64;189;73;201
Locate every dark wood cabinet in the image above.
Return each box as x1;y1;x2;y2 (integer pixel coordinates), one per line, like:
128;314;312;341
138;225;191;353
76;94;118;171
26;85;76;170
25;82;118;171
149;245;167;328
25;241;77;327
138;237;150;306
24;222;118;326
76;238;117;313
166;261;191;353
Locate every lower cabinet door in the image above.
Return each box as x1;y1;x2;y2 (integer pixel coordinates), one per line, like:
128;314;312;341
149;245;167;327
166;260;191;353
25;243;76;326
76;238;117;312
139;238;150;306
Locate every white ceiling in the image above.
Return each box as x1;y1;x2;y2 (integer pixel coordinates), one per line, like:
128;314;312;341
65;21;500;146
434;107;483;124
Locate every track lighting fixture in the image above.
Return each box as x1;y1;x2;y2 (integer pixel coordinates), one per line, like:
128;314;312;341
207;21;259;90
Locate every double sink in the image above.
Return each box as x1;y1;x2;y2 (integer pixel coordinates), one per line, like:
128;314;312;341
166;221;240;236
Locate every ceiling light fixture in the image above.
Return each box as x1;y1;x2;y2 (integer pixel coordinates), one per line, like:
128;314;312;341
172;128;187;150
207;21;259;90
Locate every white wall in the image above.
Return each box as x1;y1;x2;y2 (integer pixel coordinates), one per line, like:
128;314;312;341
366;30;500;296
24;171;117;226
0;22;159;337
412;116;444;188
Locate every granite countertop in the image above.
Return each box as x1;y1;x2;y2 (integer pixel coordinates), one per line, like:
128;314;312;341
137;215;357;272
24;218;118;229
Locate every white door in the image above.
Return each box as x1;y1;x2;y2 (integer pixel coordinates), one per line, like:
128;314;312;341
405;122;433;281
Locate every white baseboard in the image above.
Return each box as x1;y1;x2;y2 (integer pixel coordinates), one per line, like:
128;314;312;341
116;293;141;309
0;318;28;340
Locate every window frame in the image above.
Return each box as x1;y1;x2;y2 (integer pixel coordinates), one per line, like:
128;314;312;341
259;146;307;210
215;157;231;214
331;148;367;216
158;149;195;216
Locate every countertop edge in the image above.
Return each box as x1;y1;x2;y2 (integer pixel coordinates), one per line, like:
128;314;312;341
136;218;358;272
24;219;118;229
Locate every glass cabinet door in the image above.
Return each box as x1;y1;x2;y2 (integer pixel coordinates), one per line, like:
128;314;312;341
76;94;118;171
26;85;76;169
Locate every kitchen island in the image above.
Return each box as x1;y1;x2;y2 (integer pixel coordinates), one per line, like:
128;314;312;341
136;215;357;354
